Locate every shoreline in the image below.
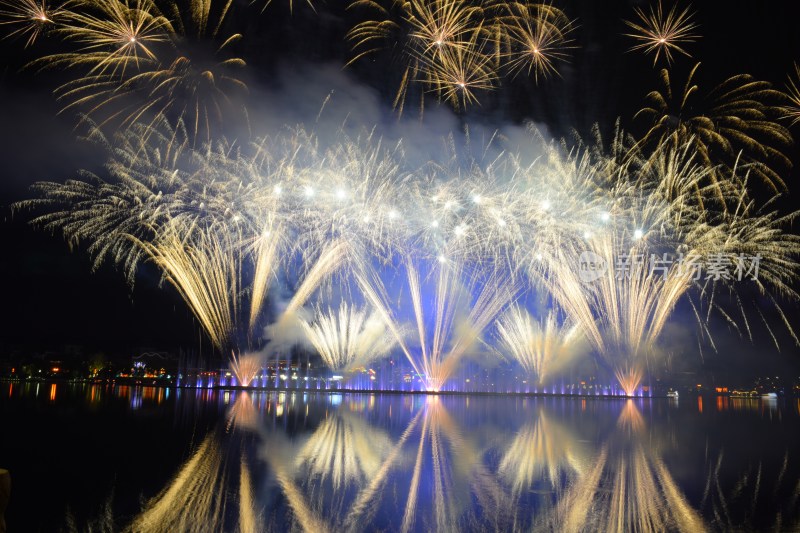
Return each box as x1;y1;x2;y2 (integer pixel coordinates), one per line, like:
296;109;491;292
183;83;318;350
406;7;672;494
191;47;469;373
0;378;787;400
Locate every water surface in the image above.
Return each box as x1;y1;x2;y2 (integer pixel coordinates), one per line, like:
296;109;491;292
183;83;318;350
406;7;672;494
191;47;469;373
1;383;799;532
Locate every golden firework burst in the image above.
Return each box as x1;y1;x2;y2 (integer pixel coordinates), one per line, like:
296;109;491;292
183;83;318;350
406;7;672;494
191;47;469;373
624;0;699;65
635;63;793;193
500;1;576;82
781;62;800;127
0;0;67;47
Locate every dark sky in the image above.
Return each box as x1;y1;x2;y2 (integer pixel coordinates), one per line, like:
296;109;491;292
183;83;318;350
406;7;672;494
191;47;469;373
0;0;798;379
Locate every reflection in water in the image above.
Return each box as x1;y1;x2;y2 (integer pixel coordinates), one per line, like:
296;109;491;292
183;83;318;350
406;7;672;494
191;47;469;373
702;450;800;530
255;403;422;532
498;410;588;496
125;429;260;533
617;398;647;434
296;411;393;490
543;401;706;533
53;391;799;532
226;391;259;432
399;397;512;532
545;445;706;532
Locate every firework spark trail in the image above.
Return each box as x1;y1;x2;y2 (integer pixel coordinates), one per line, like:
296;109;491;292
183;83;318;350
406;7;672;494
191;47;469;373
229;352;262;386
0;0;66;47
138;221;240;351
624;0;699;66
615;365;644;397
494;307;582;383
499;1;576;82
16;118;800;392
354;265;424;380
635;63;793;193
248;221;284;333
358;256;516;391
347;0;577;113
25;0;247;140
299;303;396;373
280;240;351;319
781;63;800;126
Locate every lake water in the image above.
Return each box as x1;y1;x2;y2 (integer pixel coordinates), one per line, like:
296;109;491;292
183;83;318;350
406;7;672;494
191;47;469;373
1;382;799;532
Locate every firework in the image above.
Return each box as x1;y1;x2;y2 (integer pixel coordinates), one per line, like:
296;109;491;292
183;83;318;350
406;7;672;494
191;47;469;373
17;115;800;395
357;256;517;391
635;63;793;192
347;0;487;114
229;352;262;387
16;118;197;282
782;63;800;127
299;303;396;373
494;307;583;383
347;1;580;113
29;0;247;140
500;1;576;82
46;0;171;77
623;1;699;66
418;27;497;110
0;0;66;46
138;221;241;352
405;0;481;54
615;365;644;397
16;117;296;355
513;129;799;392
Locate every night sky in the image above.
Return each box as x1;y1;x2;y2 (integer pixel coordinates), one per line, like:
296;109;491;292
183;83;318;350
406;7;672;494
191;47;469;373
1;0;799;380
